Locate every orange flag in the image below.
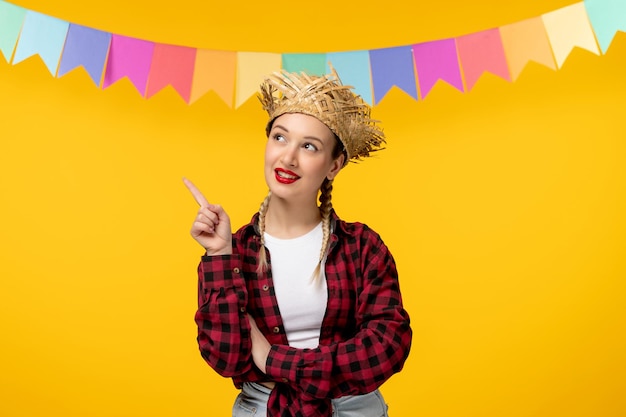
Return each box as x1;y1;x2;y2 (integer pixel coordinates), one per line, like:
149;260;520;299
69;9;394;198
500;17;557;80
190;49;237;106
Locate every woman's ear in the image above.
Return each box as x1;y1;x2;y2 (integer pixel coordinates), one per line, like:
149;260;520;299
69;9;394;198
326;153;345;180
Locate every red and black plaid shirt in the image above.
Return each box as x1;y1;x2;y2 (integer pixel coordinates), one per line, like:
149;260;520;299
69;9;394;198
195;210;412;417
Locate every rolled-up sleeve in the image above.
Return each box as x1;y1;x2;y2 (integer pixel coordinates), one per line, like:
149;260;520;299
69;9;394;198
195;254;252;377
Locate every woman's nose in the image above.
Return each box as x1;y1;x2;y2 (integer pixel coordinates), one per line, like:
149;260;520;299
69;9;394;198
281;146;298;166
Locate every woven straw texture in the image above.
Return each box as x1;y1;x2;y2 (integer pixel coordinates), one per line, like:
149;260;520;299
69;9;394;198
259;69;385;163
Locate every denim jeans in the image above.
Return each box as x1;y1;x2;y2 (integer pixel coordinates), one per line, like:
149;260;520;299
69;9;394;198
232;382;389;417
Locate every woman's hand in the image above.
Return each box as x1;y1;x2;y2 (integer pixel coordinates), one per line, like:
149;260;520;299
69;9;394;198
183;177;232;256
248;314;271;374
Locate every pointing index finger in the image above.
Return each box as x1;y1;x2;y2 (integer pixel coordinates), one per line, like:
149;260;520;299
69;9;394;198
183;177;210;207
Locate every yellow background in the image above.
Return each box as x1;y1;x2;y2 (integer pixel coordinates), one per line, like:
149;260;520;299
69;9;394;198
1;0;625;416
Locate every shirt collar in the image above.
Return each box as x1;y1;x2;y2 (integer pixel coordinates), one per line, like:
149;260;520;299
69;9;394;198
243;209;349;238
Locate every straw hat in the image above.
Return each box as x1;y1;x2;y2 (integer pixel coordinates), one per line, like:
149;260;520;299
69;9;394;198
258;68;385;164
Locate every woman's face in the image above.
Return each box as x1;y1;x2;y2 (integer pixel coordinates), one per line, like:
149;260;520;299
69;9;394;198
264;113;344;204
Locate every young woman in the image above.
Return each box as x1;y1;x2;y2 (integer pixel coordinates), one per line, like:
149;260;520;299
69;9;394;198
184;69;412;417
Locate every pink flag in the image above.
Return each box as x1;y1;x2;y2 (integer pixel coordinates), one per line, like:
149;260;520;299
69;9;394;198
412;38;464;99
146;43;196;102
456;28;511;91
103;34;155;95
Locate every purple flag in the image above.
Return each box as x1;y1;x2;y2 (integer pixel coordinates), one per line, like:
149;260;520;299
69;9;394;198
58;24;111;86
369;46;417;104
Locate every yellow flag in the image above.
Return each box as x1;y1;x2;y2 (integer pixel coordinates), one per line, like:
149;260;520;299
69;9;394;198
542;2;600;68
235;52;281;108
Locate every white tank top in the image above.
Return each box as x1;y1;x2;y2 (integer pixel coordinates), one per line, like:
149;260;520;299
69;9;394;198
264;222;328;349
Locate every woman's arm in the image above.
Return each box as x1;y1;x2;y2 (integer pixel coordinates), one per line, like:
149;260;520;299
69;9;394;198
195;255;253;377
259;231;412;399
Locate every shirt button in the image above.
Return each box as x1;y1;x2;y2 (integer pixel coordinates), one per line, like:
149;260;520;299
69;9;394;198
233;267;240;274
240;307;246;313
272;326;280;333
262;285;269;291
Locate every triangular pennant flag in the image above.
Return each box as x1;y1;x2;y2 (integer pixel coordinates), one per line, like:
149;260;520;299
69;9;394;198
190;49;236;106
369;46;417;104
12;11;69;75
456;28;511;91
103;34;155;95
500;17;557;80
235;52;281;108
282;53;326;75
584;0;626;53
145;43;196;102
0;1;27;62
542;2;600;68
57;24;111;86
327;51;373;105
412;38;464;99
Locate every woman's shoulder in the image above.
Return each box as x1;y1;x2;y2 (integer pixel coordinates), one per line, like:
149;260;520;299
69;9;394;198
232;212;261;239
332;211;382;241
332;212;395;265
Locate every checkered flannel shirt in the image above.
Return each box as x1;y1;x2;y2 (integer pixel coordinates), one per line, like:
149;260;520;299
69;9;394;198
195;210;412;417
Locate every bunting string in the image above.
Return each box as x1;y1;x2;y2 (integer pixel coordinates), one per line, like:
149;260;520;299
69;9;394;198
0;0;624;107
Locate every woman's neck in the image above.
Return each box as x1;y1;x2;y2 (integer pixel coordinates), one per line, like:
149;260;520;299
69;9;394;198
264;198;321;239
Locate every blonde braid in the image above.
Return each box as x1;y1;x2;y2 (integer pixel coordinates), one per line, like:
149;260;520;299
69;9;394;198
256;191;272;274
312;178;334;281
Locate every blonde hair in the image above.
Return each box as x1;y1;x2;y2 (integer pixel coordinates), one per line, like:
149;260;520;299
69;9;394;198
256;178;336;281
256;191;271;274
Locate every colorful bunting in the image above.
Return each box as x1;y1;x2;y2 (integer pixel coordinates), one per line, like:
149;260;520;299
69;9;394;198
146;43;196;101
0;2;620;106
235;52;281;108
499;17;557;81
369;46;418;104
456;28;511;91
326;51;373;104
0;1;26;62
12;11;69;76
542;2;600;68
584;0;626;53
190;49;236;106
282;53;326;75
103;35;155;95
58;24;111;86
412;38;464;99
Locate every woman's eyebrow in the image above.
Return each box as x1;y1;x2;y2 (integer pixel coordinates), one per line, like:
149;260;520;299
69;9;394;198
273;124;288;132
273;124;324;144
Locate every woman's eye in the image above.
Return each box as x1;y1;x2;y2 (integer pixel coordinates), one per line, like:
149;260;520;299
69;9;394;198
273;134;286;142
304;143;318;151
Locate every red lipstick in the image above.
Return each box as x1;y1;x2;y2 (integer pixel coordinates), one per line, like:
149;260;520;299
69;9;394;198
275;168;300;184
